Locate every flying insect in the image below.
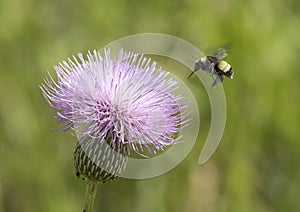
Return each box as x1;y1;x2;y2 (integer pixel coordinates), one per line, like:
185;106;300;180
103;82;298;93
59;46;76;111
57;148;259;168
188;48;234;87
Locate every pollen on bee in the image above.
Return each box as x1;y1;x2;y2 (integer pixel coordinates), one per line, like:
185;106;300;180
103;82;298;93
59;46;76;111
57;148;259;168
200;57;207;62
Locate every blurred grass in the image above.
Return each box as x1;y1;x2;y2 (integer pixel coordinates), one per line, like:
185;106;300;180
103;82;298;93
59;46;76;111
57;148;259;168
1;0;300;211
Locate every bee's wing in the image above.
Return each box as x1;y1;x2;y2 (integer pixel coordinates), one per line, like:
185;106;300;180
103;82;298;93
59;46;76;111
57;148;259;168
213;48;228;61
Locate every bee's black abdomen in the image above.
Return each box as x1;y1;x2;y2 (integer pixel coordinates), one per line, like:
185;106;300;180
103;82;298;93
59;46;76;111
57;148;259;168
224;67;233;78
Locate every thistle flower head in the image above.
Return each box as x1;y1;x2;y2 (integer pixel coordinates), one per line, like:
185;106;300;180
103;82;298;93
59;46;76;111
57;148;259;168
41;49;188;154
41;49;189;182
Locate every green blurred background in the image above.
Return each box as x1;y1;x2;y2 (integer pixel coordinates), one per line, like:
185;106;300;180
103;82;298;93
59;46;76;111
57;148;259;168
1;0;300;211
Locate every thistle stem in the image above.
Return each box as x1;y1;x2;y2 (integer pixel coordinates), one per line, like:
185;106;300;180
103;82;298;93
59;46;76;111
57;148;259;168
83;179;98;212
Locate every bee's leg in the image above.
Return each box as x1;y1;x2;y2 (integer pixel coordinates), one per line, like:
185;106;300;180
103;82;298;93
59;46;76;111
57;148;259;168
188;60;202;79
187;71;195;79
211;75;223;87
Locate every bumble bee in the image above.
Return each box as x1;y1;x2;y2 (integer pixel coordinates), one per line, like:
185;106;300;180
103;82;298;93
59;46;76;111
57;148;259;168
188;48;234;87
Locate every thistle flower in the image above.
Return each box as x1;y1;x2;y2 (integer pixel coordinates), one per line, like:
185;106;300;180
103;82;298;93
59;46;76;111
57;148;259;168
40;48;189;210
40;49;189;211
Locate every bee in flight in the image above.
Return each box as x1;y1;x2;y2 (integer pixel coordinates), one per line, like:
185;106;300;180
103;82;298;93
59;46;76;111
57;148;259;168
188;48;234;87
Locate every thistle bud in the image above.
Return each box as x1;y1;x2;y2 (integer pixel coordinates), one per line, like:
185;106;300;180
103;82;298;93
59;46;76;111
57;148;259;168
74;136;128;183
